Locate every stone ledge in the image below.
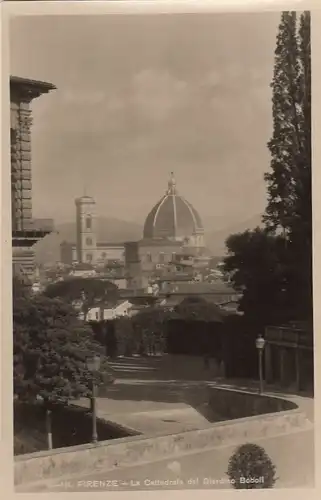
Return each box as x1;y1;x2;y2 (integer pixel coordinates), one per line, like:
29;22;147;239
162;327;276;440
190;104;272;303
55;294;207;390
14;407;310;487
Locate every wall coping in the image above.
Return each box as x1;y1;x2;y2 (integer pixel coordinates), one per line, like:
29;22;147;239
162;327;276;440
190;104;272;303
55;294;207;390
206;385;298;406
15;406;302;463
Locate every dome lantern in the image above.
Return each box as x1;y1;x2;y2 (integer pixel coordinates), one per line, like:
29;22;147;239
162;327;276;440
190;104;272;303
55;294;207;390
167;172;177;195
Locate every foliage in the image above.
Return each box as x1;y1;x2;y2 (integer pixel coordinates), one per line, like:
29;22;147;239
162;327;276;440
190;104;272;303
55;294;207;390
130;298;227;356
227;443;277;489
223;228;292;325
44;277;119;315
172;296;228;322
223;11;312;324
264;11;311;236
264;10;312;320
13;281;113;405
114;317;136;356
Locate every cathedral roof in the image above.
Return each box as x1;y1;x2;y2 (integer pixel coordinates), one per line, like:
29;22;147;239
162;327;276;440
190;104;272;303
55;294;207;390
143;173;204;240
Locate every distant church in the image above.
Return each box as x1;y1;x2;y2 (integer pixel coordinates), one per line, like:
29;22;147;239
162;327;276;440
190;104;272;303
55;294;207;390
60;195;124;266
60;173;207;279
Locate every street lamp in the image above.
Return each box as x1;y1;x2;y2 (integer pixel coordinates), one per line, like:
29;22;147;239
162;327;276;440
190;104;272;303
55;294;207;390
255;334;266;395
86;354;101;444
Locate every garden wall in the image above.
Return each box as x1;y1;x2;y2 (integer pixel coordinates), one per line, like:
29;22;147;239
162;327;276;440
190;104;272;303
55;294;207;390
14;401;139;455
15;406;310;489
207;386;297;421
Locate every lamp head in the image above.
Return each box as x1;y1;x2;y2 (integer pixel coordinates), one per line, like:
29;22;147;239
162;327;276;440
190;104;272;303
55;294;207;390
255;335;266;350
87;354;101;372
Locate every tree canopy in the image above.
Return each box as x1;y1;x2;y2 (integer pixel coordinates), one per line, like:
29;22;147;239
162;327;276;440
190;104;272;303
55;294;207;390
223;228;291;325
223;11;312;326
44;277;119;314
13;282;113;404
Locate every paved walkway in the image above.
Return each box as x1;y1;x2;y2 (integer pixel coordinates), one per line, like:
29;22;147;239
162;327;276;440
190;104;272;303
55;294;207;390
75;379;216;435
16;355;315;492
73;355;314;435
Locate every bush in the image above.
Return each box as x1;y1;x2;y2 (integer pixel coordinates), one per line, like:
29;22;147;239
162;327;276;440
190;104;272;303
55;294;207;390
226;443;277;489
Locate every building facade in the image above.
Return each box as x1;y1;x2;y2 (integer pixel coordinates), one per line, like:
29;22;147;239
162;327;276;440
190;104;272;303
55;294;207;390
60;174;207;293
60;195;125;265
124;239;182;290
143;172;206;255
264;323;313;393
10;76;56;279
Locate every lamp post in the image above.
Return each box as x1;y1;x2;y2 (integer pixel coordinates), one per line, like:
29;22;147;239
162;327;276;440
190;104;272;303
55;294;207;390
255;334;266;395
86;354;101;444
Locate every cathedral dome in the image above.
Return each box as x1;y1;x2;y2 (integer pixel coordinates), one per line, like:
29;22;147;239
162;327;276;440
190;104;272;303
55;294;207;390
143;173;204;240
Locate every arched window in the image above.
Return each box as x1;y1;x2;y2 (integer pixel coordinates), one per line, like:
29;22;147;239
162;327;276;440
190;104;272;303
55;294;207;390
86;216;92;229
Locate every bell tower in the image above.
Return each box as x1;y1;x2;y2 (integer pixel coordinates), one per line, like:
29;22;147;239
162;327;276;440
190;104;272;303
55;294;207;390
75;195;97;264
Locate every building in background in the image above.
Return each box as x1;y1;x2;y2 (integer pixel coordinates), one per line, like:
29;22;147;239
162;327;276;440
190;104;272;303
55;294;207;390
143;172;206;255
60;173;210;293
11;76;56;280
124;238;182;291
60;195;125;266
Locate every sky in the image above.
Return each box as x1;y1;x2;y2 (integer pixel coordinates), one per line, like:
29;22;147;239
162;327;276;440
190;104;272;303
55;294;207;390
9;11;280;228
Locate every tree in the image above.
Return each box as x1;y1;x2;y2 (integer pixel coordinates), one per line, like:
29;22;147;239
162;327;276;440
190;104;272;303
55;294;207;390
132;306;171;355
223;11;312;324
44;277;119;317
263;11;311;319
264;11;311;235
13;293;112;404
223;228;292;326
227;443;277;489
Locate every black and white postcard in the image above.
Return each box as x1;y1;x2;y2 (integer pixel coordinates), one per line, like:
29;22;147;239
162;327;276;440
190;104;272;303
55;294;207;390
1;0;319;497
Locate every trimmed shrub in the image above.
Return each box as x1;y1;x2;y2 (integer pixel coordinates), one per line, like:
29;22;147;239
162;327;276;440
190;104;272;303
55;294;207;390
227;443;277;489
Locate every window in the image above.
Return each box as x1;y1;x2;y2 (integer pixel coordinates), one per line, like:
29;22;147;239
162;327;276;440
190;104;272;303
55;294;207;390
86;253;93;263
172;252;176;262
146;253;152;263
95;311;99;320
159;252;165;263
86;216;92;229
86;237;92;246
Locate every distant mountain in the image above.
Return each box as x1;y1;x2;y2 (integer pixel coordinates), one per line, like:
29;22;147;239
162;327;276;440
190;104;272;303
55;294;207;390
34;214;263;264
34;216;143;265
205;214;263;255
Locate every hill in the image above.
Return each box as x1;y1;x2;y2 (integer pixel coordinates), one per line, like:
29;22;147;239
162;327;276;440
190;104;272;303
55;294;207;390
34;217;142;265
34;214;263;265
205;214;263;256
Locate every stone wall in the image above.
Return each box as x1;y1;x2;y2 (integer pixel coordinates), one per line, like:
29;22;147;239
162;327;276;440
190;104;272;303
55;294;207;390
15;405;310;488
207;386;296;420
14;401;139;456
